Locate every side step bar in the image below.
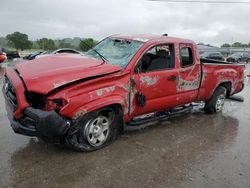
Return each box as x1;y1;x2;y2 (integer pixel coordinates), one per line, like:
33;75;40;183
127;105;193;126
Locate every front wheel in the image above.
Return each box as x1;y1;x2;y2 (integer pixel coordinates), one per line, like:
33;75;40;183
204;86;227;114
67;107;121;152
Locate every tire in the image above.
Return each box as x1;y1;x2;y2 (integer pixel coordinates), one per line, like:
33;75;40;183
204;86;227;114
67;107;121;152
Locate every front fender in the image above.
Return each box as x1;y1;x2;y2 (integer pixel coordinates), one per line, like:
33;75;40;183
70;95;128;120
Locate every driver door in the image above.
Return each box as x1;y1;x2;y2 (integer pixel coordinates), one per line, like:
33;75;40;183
130;44;179;117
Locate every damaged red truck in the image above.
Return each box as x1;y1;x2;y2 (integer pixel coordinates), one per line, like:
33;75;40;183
3;34;245;151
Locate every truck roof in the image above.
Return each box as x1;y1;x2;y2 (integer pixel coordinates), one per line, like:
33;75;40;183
112;34;195;45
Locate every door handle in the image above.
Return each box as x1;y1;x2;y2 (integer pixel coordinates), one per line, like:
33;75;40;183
167;75;177;81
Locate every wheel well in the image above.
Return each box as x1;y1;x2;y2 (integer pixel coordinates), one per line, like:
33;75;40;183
106;104;123;114
217;82;232;97
107;104;124;134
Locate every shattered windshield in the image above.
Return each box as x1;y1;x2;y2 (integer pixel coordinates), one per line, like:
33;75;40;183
85;38;144;68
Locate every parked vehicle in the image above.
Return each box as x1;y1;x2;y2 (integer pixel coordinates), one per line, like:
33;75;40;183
0;48;20;59
23;51;47;60
35;48;81;59
200;52;225;61
3;34;245;152
0;51;7;63
227;52;250;63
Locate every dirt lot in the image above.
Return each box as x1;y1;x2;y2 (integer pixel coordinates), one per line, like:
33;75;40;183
0;60;250;188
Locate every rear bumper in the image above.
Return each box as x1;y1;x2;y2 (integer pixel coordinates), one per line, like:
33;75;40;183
7;107;71;139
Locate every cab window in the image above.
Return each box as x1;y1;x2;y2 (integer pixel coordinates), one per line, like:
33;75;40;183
180;47;193;67
136;44;175;73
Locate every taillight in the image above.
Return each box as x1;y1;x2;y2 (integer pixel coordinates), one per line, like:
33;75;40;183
46;98;68;112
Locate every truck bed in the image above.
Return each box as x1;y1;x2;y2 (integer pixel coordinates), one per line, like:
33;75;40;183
200;58;240;65
198;59;245;101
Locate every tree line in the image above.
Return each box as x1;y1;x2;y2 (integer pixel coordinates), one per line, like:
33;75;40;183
3;31;250;51
1;31;97;51
221;42;250;48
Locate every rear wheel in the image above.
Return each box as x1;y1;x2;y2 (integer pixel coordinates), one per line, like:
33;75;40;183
67;107;121;152
204;86;227;114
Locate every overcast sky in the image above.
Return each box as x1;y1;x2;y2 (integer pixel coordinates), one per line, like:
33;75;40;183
1;0;250;46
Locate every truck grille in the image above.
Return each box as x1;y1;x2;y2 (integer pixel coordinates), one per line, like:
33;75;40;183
26;92;46;110
3;76;18;111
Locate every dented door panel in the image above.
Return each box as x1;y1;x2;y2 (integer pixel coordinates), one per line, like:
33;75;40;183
176;43;201;105
198;63;245;101
131;70;178;116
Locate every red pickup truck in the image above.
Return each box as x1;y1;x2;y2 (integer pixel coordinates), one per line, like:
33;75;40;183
3;34;245;151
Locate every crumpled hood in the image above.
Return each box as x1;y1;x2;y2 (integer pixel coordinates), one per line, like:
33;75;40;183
16;54;122;94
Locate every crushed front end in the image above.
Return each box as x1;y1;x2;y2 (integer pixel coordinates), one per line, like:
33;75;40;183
2;68;70;140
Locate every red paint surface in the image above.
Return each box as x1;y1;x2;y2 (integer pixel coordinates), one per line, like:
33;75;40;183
16;54;122;94
4;35;245;122
5;68;29;118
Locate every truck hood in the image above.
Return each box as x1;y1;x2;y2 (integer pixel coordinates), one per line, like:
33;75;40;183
16;54;122;94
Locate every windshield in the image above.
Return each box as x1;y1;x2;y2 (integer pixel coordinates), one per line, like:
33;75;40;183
85;38;143;68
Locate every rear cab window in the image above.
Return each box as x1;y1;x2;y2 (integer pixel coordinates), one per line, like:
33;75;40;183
180;44;194;68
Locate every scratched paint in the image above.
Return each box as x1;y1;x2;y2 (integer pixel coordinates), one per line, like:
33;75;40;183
93;86;116;98
105;86;115;92
177;71;201;92
140;76;159;86
96;89;103;96
123;78;138;115
73;109;88;119
177;78;200;91
129;88;137;114
124;93;130;115
124;84;130;92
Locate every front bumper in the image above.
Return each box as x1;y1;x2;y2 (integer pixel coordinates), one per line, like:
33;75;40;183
3;69;71;139
7;106;71;139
